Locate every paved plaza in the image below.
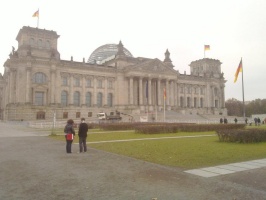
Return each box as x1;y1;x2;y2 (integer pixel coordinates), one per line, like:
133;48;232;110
0;121;266;200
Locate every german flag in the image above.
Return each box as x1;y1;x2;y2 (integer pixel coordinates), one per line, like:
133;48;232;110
234;59;243;83
32;9;39;17
204;45;210;51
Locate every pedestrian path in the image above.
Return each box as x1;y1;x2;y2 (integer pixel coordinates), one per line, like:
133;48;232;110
185;158;266;178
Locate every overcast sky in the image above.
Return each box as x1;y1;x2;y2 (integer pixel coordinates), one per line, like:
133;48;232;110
1;0;266;101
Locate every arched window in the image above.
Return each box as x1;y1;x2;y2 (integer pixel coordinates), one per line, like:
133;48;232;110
107;93;113;107
74;91;80;106
34;72;46;84
61;91;68;106
97;92;103;107
86;92;92;107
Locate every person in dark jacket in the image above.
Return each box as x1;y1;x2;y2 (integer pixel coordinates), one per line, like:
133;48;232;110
64;119;75;153
78;118;89;153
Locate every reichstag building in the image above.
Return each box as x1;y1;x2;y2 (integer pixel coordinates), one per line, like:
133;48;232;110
0;26;227;121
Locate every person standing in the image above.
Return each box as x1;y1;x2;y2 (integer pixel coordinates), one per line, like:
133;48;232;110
78;118;89;153
64;119;75;154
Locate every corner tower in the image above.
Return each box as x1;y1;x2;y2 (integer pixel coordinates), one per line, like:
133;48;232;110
189;58;222;78
15;26;60;60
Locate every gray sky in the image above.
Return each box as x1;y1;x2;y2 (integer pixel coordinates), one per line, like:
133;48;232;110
1;0;266;101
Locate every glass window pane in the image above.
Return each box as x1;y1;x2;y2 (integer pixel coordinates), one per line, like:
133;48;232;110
74;91;80;106
86;92;91;107
35;92;44;105
61;91;68;106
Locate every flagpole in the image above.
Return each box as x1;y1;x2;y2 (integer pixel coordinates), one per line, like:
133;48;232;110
241;58;245;118
164;97;165;122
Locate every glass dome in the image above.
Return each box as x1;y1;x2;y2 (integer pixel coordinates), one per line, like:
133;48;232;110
87;43;133;64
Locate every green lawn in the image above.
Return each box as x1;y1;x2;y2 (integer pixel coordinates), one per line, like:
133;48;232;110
49;125;266;169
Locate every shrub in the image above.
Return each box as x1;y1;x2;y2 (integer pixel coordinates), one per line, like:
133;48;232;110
216;129;266;143
135;124;246;134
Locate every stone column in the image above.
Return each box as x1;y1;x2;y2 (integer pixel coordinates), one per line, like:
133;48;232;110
139;77;143;105
221;86;225;107
50;69;55;104
104;78;108;106
165;79;169;105
148;78;151;105
55;70;60;104
25;69;31;103
174;81;177;106
8;70;13;103
14;70;19;103
82;75;86;105
184;85;187;107
170;80;173;106
205;83;210;108
176;82;179;107
129;77;133;105
69;74;73;105
157;79;161;106
93;77;97;106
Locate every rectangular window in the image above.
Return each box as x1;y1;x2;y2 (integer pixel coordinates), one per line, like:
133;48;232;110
76;112;80;118
200;88;204;95
87;79;92;87
88;112;92;117
63;112;68;119
187;97;190;107
215;100;218;108
36;111;45;120
74;78;80;87
62;77;68;86
108;80;112;89
35;92;44;106
98;80;102;88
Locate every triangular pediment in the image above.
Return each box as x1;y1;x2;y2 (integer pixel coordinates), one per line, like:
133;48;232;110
126;58;176;75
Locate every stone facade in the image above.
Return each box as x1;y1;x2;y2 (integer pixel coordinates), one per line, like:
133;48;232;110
0;26;227;121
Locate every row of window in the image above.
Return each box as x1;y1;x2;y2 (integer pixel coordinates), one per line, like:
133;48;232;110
36;111;93;120
180;87;220;96
32;72;114;89
33;73;220;96
179;97;219;108
62;77;113;88
34;91;113;107
30;38;51;49
180;87;205;95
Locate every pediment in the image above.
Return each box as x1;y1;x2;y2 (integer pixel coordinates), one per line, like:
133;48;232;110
126;58;176;75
